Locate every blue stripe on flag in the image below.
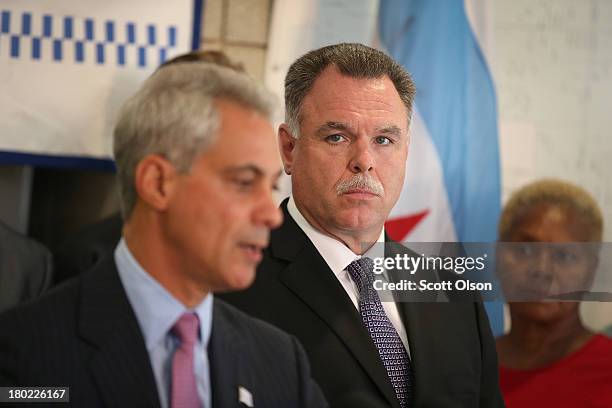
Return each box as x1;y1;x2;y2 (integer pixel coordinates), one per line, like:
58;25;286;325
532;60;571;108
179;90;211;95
379;0;500;243
32;37;41;59
21;13;31;35
96;43;104;64
53;39;62;60
378;0;503;334
2;11;11;33
10;35;19;57
105;21;114;42
117;44;125;65
64;16;73;39
75;41;84;62
43;15;52;37
126;22;136;43
85;19;94;40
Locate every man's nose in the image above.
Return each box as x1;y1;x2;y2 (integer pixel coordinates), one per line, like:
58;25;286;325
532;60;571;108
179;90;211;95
349;138;374;173
255;187;283;229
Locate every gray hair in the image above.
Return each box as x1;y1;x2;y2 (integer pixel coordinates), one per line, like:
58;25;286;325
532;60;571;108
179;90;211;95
284;43;416;137
113;62;276;218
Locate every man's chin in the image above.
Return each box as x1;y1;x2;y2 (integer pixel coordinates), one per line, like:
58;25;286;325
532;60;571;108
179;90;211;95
213;268;256;294
332;210;386;233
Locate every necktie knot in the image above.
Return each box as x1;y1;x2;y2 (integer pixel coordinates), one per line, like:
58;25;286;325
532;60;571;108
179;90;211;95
172;312;200;347
346;257;376;295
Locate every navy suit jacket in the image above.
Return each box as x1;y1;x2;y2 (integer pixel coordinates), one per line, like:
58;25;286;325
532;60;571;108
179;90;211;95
221;201;505;407
0;256;327;407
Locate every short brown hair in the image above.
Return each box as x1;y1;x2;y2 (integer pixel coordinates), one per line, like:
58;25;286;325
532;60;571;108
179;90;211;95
284;43;416;135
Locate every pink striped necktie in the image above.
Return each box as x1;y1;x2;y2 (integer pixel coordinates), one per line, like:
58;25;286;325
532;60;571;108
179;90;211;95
171;312;201;408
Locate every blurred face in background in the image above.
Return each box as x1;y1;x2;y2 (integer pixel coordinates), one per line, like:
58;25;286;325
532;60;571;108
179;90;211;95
497;202;598;323
163;99;283;293
280;66;409;240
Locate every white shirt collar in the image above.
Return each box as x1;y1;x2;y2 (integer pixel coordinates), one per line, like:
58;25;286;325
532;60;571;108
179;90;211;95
287;195;385;277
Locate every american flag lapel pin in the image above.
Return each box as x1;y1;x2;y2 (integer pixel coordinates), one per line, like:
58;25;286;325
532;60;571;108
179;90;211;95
238;385;253;407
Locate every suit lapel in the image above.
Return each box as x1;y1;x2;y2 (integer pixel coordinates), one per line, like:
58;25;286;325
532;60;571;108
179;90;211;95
396;300;457;405
208;300;243;407
272;201;401;408
78;257;161;408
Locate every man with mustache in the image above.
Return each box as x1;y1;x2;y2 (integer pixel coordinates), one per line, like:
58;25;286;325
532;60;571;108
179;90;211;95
223;43;504;407
0;62;327;407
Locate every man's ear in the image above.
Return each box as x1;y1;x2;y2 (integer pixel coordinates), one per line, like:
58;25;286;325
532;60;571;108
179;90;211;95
134;154;178;211
278;123;297;175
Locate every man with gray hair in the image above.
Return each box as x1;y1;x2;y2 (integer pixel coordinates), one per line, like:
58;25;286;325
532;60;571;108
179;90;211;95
0;62;327;407
223;43;504;407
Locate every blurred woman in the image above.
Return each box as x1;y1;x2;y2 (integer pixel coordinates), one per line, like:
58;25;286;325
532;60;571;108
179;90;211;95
496;179;612;407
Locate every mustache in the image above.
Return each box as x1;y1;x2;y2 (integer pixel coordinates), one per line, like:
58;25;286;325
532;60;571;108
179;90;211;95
336;174;384;196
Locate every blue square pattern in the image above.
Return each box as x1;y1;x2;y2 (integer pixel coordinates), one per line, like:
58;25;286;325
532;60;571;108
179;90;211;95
85;18;94;40
0;10;179;68
32;37;41;59
53;39;62;61
10;35;19;57
117;44;126;65
75;41;84;62
96;43;104;64
64;16;73;39
1;11;10;33
21;12;31;35
43;14;52;37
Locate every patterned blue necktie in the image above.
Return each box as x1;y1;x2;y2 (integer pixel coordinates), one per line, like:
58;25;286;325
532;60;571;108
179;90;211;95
347;257;414;407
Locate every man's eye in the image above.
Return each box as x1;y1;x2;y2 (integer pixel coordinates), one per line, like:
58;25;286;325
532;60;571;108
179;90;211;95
233;179;254;190
375;136;392;145
325;134;345;143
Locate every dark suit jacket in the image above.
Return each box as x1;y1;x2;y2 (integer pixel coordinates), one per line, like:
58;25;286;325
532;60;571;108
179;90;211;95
221;201;504;407
0;256;327;408
0;221;53;313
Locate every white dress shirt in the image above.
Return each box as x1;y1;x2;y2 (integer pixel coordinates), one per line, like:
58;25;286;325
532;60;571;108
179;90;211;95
287;196;411;356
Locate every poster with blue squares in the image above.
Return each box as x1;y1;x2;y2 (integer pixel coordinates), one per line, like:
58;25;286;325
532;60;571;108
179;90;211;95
0;0;203;166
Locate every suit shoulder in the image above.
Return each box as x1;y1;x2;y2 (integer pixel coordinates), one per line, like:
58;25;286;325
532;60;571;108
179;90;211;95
0;277;80;333
0;222;50;258
0;223;52;292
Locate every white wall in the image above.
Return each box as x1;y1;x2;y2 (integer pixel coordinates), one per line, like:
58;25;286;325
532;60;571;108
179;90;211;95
493;0;612;236
490;0;612;331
